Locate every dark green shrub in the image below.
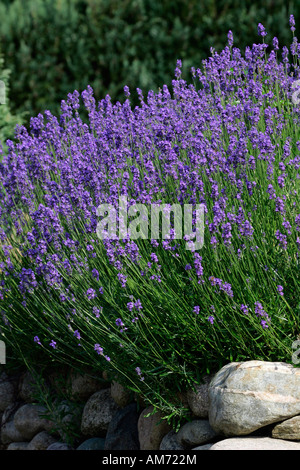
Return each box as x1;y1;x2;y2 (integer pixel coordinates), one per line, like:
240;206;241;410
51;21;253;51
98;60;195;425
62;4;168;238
0;0;298;122
0;48;23;152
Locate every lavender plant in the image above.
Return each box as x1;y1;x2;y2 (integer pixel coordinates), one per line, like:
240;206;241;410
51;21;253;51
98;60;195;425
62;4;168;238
1;19;300;424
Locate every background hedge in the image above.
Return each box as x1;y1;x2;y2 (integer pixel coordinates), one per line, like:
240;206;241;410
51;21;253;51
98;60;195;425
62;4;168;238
0;46;23;148
0;0;299;131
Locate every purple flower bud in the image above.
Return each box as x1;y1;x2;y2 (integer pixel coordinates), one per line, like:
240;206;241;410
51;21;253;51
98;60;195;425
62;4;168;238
227;30;234;47
272;37;279;50
124;85;130;97
94;344;103;355
290;14;296;32
257;23;267;37
277;285;284;296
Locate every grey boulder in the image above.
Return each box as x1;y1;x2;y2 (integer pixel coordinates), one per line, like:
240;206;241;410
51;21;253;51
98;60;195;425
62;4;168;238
209;361;300;436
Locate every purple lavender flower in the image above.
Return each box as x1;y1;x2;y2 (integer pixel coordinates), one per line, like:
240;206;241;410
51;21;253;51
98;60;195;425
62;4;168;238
208;316;214;324
193;252;204;281
257;23;267;37
277;285;284;296
150;274;161;282
124;85;130;97
290;14;296;33
49;340;57;349
117;273;127;288
92;268;99;281
86;288;97;300
34;336;41;345
135;366;145;381
260;319;269;329
193;306;200;314
94;344;103;355
93;306;101;318
74;330;81;340
240;304;249;315
254;302;271;328
116;318;124;327
275;230;288;250
150;253;158;263
272;37;279;50
209;277;233;297
127;302;134;311
227;30;234;47
174;59;182;78
134;299;143;310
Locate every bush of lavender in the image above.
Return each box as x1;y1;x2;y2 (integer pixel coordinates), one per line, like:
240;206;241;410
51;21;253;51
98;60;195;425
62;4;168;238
1;20;300;424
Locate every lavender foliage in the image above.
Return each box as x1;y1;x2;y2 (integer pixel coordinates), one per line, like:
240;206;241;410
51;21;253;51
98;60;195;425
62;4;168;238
0;21;300;420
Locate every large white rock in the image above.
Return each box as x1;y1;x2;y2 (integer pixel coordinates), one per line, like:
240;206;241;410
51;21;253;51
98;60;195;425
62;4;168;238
208;361;300;436
209;437;300;450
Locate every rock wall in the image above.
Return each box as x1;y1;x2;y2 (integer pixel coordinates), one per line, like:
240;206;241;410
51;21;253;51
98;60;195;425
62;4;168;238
1;360;300;451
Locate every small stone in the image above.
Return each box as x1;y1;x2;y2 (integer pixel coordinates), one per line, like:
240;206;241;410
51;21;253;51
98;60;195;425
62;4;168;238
52;400;83;441
176;419;218;447
81;389;119;437
1;419;24;445
18;371;39;403
7;442;29;450
2;403;21;424
186;376;211;418
69;369;107;401
137;405;172;450
159;430;186;451
47;442;74;450
110;380;132;408
102;370;109;381
0;373;15;411
77;438;106;450
27;431;58;450
192;443;214;450
104;402;140;450
14;404;55;440
272;416;300;440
